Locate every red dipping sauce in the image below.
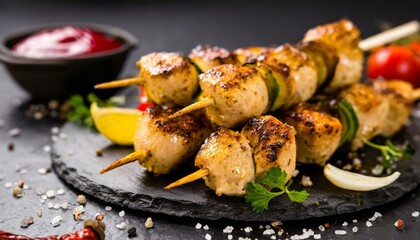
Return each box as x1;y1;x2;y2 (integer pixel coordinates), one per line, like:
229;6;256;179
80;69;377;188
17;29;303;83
12;26;122;58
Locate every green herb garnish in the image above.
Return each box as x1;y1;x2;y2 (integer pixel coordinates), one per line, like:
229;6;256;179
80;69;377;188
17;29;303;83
245;167;309;213
66;93;119;129
364;139;415;174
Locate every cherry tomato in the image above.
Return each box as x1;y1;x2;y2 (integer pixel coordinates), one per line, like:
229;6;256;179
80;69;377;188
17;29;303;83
137;86;154;111
367;45;420;88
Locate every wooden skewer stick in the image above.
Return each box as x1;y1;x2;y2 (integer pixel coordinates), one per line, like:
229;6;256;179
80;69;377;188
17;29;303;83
165;168;210;189
99;150;148;174
359;20;420;51
94;77;142;89
168;98;213;119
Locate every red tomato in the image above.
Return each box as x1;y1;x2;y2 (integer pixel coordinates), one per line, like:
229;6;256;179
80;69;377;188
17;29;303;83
137;86;154;111
367;45;420;88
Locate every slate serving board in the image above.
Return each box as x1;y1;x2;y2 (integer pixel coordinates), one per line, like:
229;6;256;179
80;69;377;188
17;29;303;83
52;118;420;222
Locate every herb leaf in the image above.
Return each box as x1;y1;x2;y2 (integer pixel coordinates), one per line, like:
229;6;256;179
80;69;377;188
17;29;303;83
245;167;309;213
364;139;415;174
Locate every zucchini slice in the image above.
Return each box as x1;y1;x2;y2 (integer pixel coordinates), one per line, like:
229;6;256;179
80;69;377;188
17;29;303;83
337;99;359;147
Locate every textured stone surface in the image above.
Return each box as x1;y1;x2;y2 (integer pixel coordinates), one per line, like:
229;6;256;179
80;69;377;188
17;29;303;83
52;122;420;221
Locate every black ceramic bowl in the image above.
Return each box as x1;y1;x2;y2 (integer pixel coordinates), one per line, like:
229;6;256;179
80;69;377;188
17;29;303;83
0;23;137;100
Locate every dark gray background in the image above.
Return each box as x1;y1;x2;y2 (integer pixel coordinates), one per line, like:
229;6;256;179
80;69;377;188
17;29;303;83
1;0;420;239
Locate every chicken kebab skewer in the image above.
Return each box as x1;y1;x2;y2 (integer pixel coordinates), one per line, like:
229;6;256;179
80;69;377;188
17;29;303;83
165;115;296;196
99;106;213;175
165;79;416;193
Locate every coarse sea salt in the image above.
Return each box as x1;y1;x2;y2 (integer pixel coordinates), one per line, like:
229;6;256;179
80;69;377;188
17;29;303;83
195;223;202;229
244;227;253;233
313;234;321;239
205;233;212;240
51;216;62;227
223;226;233;233
352;226;358;233
335;230;347;235
119;210;125;217
263;229;275;235
203;225;209;230
116;222;126;229
366;221;373;227
412;211;420;217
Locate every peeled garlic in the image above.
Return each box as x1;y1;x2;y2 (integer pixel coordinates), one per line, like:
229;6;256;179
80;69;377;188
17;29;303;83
323;164;400;191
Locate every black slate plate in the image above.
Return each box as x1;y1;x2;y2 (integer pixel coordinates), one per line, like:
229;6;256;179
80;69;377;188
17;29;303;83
52;116;420;222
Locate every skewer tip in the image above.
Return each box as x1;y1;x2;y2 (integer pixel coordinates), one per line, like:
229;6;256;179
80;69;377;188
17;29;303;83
94;77;142;89
99;150;147;174
164;168;210;190
168;98;214;119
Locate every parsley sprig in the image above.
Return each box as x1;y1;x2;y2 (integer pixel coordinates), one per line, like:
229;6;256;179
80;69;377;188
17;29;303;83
66;93;119;129
245;167;309;213
364;139;415;174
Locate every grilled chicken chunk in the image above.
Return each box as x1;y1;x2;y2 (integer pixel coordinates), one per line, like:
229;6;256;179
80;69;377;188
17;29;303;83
189;44;238;73
195;128;255;196
199;64;269;128
134;106;213;175
241;116;296;181
303;19;363;93
339;83;389;150
372;80;414;137
137;52;199;107
283;102;342;166
233;46;269;65
268;44;318;106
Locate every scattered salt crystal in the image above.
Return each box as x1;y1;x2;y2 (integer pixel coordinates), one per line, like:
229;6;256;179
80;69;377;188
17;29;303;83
369;216;377;222
238;238;251;240
116;222;127;229
265;225;271;229
51;136;59;142
371;164;384;176
205;233;212;240
412;211;420;217
335;230;347;235
105;206;112;211
51;216;62;227
46;190;55;198
57;189;65;195
352;226;358;233
145;217;153;229
9;128;21;137
67;150;75;156
41;195;47;200
4;182;12;188
292;169;300;177
300;175;313;187
366;221;372;227
47;202;53;209
244;227;253;233
313;234;321;239
228;235;233;240
352;219;358;223
61;202;69;210
223;226;233;233
277;228;284;236
342;221;348;226
203;225;209;230
12;99;22;107
263;229;275;235
43;146;51;153
38;168;48;174
59;133;67;139
195;223;202;229
51;127;60;135
39;198;45;204
270;236;276;240
374;212;382;218
259;225;263;229
53;204;60;209
318;225;325;231
119;210;125;217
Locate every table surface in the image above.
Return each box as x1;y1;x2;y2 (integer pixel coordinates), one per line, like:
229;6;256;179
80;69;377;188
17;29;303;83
1;1;420;239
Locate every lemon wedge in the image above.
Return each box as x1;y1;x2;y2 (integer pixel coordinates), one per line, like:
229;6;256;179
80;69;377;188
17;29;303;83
90;102;141;145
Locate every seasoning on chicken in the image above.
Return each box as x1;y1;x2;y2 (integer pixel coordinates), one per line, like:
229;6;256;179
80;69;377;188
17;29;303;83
165;128;255;196
371;80;414;137
170;64;269;128
267;44;318;106
283;102;342;166
165;115;297;196
95;52;199;108
189;44;238;73
241;115;296;180
303;19;363;93
99;106;213;175
233;46;269;65
339;83;389;150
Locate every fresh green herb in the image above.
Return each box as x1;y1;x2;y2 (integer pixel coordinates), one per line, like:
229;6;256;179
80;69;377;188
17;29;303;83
245;167;309;213
364;139;415;174
66;93;118;129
